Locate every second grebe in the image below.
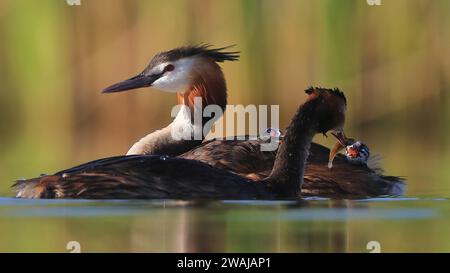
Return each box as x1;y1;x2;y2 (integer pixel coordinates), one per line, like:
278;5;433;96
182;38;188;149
14;88;347;199
180;135;404;198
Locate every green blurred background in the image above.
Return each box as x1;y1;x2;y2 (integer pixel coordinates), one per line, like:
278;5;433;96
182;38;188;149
0;0;449;197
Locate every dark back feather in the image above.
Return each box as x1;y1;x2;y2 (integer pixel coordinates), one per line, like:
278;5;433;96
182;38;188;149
13;156;272;199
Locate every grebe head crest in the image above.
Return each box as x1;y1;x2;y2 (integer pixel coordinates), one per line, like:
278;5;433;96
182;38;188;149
102;44;239;94
305;87;347;143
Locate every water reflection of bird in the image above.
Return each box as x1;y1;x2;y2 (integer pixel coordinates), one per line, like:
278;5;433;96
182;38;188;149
14;88;347;199
13;45;404;198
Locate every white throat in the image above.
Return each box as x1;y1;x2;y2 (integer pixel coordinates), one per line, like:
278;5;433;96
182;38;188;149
170;105;197;141
126;105;201;155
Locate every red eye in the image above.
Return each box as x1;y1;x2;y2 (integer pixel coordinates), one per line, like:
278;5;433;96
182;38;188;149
164;64;175;72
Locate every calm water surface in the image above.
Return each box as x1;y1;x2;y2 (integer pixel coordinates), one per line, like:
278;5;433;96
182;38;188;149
1;197;449;252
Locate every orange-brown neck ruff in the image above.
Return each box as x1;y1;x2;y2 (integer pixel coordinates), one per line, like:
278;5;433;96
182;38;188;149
177;59;227;125
127;58;228;156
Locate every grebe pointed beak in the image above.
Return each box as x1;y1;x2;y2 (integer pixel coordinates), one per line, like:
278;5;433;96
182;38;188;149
102;73;162;93
328;128;347;169
330;128;347;147
328;141;345;169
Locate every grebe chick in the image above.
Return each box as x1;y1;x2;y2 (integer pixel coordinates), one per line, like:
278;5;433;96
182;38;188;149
259;128;284;140
328;138;370;168
345;141;370;164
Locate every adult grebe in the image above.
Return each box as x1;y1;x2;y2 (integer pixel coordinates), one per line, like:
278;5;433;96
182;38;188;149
14;88;347;199
181;139;404;198
99;45;404;197
103;45;238;156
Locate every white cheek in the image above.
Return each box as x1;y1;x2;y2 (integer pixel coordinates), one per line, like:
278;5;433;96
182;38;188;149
152;73;190;93
151;58;196;93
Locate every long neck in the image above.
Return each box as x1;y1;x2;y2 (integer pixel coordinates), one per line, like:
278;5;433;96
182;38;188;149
127;61;227;156
265;101;319;197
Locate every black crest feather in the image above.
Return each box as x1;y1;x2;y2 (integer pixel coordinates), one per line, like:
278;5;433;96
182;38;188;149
305;86;347;104
148;44;239;68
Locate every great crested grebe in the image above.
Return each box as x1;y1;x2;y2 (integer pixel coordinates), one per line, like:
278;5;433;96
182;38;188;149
13;88;347;199
99;45;404;197
181;131;405;198
103;45;237;156
13;45;404;198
